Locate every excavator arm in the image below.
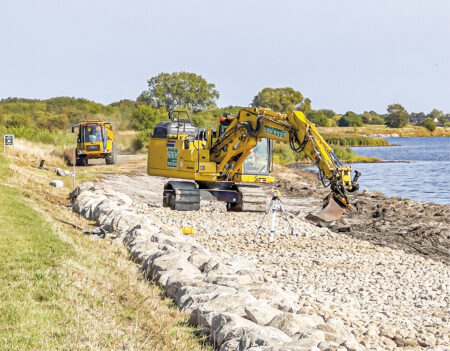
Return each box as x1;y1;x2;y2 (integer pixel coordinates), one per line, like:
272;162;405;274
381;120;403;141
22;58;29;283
210;107;361;221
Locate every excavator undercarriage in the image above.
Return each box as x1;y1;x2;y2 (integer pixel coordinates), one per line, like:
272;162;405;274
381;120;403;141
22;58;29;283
162;181;267;212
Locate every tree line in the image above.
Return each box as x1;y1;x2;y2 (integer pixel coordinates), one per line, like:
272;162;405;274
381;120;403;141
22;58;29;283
134;72;449;133
1;71;449;144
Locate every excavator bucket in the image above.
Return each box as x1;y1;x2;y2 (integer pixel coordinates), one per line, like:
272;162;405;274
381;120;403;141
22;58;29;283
305;196;346;224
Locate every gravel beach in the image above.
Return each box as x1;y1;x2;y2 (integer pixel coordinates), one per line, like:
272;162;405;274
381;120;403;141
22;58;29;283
93;167;449;350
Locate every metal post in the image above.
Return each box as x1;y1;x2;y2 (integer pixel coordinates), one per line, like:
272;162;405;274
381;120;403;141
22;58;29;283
73;149;76;188
270;199;278;243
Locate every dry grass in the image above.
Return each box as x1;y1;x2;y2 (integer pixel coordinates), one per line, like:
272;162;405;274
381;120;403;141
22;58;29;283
0;151;211;351
115;130;138;153
5;138;67;168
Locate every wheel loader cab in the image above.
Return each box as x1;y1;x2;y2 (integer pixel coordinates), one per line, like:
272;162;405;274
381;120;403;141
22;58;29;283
72;120;116;166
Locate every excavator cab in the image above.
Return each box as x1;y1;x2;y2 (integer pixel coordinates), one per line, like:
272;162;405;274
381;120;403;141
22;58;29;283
242;138;271;175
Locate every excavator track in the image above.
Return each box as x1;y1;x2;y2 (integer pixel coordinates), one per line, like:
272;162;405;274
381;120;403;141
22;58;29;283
163;181;200;211
227;185;267;212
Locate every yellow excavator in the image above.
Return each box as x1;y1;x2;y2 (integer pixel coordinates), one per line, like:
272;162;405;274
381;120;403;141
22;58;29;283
147;108;360;222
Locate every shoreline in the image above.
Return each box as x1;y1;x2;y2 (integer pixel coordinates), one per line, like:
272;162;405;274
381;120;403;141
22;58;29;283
285;162;449;206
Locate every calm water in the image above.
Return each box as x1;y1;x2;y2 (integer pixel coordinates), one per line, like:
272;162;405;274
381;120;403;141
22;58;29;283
350;137;450;204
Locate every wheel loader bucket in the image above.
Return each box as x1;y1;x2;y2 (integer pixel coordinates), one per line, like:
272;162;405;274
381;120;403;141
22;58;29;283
305;196;346;224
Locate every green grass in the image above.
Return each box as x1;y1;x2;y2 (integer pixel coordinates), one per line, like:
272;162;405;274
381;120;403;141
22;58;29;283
331;145;380;163
324;136;390;147
0;153;210;351
0;154;75;349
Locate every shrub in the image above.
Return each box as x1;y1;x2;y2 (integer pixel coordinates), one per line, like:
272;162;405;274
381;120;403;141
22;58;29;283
5;114;32;128
439;118;450;127
131;129;152;151
419;118;436;132
306;111;329;126
370;115;385;125
338;112;363;127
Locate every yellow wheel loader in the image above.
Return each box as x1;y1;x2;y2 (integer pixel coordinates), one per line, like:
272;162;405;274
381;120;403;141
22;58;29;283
72;120;116;166
146;108;361;222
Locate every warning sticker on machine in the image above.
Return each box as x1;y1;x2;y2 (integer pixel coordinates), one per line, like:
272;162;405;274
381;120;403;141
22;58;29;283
167;147;178;168
264;125;286;138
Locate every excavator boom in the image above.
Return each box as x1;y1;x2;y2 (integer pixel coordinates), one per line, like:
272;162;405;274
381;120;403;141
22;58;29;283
209;108;360;219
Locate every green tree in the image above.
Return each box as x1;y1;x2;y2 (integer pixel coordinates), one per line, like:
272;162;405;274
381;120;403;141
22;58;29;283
338;112;363;127
138;72;219;111
251;87;303;113
306;110;329;126
298;98;311;114
419;118;436;132
385;104;409;128
318;109;335;119
429;109;444;119
130;105;166;130
361;111;384;125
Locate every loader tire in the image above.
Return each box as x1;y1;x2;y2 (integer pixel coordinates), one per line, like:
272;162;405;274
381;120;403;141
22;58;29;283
76;154;88;167
105;145;117;165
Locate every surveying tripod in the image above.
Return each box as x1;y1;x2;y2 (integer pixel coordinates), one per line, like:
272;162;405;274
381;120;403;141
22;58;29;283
255;190;296;243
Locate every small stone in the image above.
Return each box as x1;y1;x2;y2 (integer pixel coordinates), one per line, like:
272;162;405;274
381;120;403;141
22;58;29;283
55;167;66;176
365;324;379;338
379;326;396;339
380;336;397;350
418;333;436;347
49;179;64;188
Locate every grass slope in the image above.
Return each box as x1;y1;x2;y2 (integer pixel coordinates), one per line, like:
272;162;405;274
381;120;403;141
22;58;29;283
0;153;209;350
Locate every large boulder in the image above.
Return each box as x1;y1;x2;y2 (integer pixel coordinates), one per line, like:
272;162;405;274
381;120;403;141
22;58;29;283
163;271;205;298
70;181;94;199
211;313;291;348
151;252;199;285
204;273;254;288
245;301;283;326
267;312;324;337
246;283;296;312
176;285;237;311
199;292;257;317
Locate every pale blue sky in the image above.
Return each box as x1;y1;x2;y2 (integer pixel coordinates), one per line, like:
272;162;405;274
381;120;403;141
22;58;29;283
0;0;449;114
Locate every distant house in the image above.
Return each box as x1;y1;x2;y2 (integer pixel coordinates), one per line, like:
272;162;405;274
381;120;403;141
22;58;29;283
409;114;427;124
